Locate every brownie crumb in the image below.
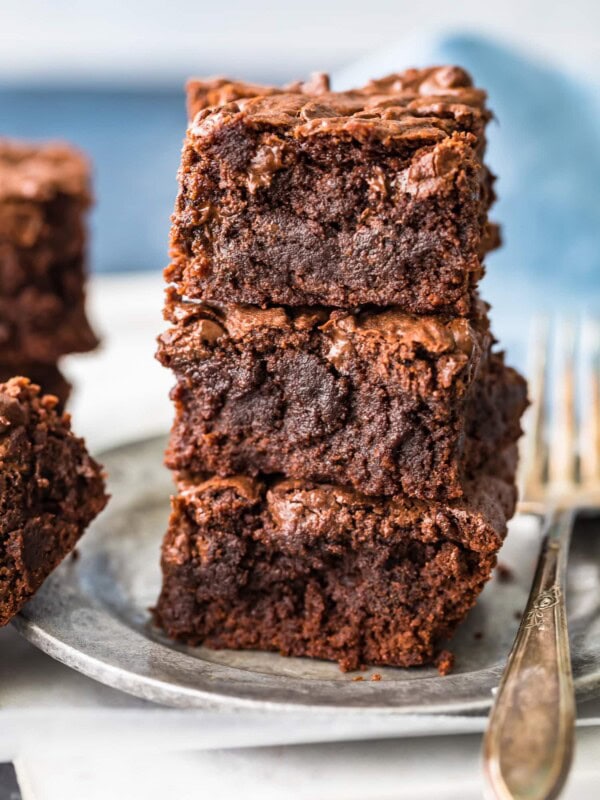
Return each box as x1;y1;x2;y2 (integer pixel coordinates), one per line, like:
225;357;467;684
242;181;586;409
435;650;455;676
370;673;382;682
0;362;71;410
0;139;98;364
474;631;484;640
514;610;523;620
497;563;514;582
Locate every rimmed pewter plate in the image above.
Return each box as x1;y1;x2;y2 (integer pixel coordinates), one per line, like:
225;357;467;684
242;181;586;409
13;436;600;713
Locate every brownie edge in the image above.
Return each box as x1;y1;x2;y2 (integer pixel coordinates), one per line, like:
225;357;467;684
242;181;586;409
0;377;108;626
158;296;530;500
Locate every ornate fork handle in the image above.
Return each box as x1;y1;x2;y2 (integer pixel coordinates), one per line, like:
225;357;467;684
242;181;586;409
483;508;576;800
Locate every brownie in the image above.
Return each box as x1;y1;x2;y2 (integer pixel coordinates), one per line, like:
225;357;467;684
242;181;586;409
0;140;98;361
0;361;71;409
155;466;516;671
158;295;526;499
167;65;497;312
0;378;107;626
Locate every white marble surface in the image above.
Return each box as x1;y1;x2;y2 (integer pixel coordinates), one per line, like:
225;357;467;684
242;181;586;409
2;274;600;798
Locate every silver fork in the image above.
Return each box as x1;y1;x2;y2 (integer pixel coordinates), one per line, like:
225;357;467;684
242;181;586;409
483;317;600;800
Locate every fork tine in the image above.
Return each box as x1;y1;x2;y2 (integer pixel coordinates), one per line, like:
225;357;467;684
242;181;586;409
548;319;578;491
520;316;549;502
579;318;600;488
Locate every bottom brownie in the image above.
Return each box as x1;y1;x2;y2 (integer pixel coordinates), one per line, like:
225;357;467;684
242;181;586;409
0;362;71;409
0;378;107;626
155;460;517;671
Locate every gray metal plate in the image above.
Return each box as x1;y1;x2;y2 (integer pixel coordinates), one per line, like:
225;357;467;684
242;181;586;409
13;436;600;714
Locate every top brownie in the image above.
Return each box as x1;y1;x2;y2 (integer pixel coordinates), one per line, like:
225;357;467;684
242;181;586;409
0;140;98;360
168;66;497;312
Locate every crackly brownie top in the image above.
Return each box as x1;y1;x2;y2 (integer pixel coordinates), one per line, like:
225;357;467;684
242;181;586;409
0;139;91;203
176;472;511;554
186;65;489;147
187;72;331;118
162;290;489;363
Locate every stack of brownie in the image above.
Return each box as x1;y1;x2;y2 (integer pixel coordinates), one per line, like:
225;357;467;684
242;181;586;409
156;66;527;671
0;140;98;407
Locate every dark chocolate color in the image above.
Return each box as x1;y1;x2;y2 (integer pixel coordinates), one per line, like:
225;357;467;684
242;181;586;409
0;140;98;362
156;66;527;672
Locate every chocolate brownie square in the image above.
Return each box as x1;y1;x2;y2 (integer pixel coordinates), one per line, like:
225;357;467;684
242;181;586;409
0;378;107;626
158;295;526;500
168;66;497;312
0;140;98;362
155;466;516;671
